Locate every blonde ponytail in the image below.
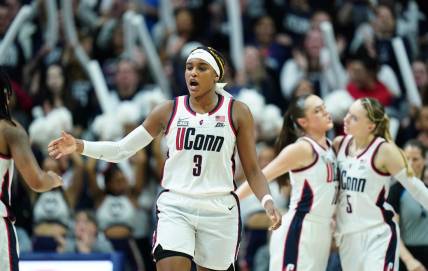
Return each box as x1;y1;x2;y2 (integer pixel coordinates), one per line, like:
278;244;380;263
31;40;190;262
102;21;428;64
361;98;413;177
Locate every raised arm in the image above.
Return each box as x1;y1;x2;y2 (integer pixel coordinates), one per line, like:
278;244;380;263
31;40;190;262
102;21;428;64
233;101;281;230
48;101;174;162
5;123;62;192
376;142;428;210
236;139;314;200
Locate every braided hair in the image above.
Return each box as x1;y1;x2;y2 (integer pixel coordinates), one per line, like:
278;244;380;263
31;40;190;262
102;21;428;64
0;69;14;124
191;46;226;80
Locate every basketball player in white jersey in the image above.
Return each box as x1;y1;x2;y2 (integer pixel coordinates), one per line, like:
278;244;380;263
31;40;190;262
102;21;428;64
48;46;281;271
334;97;428;271
237;94;338;271
0;70;63;271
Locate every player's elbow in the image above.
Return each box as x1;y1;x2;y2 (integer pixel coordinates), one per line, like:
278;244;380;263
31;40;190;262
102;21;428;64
27;180;46;192
26;173;51;192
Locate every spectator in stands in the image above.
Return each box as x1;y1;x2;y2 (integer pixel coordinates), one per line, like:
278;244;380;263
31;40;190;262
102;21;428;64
64;210;113;253
413;60;428;103
388;139;428;271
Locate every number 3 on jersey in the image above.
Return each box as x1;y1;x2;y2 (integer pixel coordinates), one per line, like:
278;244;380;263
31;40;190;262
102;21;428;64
193;155;202;176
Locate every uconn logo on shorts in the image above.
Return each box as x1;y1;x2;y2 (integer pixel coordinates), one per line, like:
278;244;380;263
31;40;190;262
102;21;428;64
176;127;224;152
285;264;295;271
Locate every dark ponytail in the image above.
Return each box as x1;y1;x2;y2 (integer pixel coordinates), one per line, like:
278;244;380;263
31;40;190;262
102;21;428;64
275;94;311;154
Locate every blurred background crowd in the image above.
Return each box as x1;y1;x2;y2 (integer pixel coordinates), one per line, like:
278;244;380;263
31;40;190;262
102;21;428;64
1;0;428;270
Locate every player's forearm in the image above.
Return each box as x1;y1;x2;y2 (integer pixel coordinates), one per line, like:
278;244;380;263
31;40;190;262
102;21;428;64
247;172;272;203
394;169;428;210
81;125;154;163
236;181;253;200
399;239;424;270
30;172;59;192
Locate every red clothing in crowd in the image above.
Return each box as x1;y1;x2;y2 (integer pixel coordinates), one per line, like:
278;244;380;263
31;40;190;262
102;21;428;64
347;81;393;106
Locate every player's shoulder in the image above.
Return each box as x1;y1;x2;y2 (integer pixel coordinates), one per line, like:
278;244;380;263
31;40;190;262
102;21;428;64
376;140;400;157
332;135;346;153
0;119;25;137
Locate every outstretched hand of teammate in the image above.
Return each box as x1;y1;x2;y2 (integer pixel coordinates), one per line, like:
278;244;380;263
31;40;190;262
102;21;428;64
264;200;282;231
48;131;77;159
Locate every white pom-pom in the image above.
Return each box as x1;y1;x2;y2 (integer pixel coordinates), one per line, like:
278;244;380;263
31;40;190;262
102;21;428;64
236;88;266;122
324;90;354;122
134;87;167;118
259;104;283;140
29;107;74;153
91;113;123;140
116;101;141;125
29;118;50;148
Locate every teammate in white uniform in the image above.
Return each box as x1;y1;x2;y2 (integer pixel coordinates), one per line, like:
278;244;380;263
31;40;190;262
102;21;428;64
0;71;62;271
333;97;428;271
48;46;281;271
237;94;338;271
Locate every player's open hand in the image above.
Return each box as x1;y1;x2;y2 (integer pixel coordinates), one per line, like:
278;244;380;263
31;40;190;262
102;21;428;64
48;131;77;159
264;200;282;231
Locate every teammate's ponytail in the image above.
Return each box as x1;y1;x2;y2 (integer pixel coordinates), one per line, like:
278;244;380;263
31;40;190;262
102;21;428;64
275;94;311;154
360;97;413;177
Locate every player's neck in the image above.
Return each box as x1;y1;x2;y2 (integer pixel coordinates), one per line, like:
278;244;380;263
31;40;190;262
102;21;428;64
306;132;327;149
190;91;218;114
353;134;375;151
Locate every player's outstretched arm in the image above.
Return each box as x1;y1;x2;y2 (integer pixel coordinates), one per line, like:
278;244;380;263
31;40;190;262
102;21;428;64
48;101;174;162
5;122;62;192
234;101;281;230
379;142;428;210
236;140;313;200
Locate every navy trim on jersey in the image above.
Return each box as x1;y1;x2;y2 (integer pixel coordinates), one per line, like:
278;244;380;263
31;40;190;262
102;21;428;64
0;171;10;217
152;189;170;255
376;188;397;271
371;141;391;177
344;136;377;158
184;95;196;115
335;136;346;156
305;136;329;151
0;153;11;160
282;180;313;269
230;192;242;261
282;214;305;270
231;151;236;190
184;94;223;116
228;99;237;136
356;137;377;159
291;141;319;173
296;180;314;213
209;95;224;115
345;137;352;156
165;98;179;135
4;218;18;271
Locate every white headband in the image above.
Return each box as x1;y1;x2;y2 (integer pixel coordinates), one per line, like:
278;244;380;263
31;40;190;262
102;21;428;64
186;49;221;77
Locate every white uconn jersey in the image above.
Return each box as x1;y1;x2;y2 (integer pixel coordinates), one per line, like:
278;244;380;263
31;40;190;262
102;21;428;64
0;155;14;219
336;136;394;234
161;95;236;195
289;137;338;218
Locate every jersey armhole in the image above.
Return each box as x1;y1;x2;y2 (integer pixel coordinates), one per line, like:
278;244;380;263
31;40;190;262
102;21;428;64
335;136;346;156
291;139;319;173
228;99;237;136
371;141;391;176
164;97;179;135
